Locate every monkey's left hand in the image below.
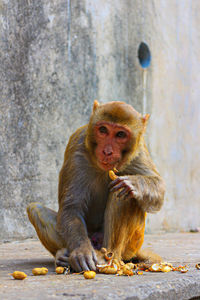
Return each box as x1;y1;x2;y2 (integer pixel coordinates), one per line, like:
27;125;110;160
109;176;139;200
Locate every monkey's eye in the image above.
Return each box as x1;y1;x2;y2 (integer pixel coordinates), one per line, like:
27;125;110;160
99;126;108;134
116;131;127;138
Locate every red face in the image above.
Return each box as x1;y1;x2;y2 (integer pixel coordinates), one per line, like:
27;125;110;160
94;121;131;171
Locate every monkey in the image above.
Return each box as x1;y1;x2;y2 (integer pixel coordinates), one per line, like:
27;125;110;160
27;100;165;272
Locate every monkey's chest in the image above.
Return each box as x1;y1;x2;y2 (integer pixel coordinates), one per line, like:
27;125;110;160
85;188;108;234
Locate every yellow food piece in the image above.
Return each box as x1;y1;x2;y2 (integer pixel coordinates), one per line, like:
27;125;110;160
122;267;134;276
83;271;96;279
97;264;117;274
149;264;161;272
124;263;135;270
161;266;172;273
11;271;27;280
105;252;114;261
161;262;173;268
109;170;118;181
101;267;117;274
100;247;107;254
55;267;65;274
180;268;188;273
137;271;143;275
32;267;48;276
117;270;123;276
112;259;122;270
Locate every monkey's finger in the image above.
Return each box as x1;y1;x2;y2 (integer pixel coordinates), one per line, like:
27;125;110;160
70;257;82;272
92;250;98;265
56;259;69;267
118;187;130;198
110;181;127;192
86;255;96;271
79;257;90;271
126;190;138;200
109;177;129;189
109;178;121;188
58;255;69;262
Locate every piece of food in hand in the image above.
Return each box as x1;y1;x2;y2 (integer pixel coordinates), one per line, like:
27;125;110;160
55;267;65;274
109;170;118;180
32;267;48;276
83;271;96;279
11;271;27;280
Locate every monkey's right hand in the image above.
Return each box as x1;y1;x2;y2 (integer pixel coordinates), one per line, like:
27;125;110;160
68;242;97;272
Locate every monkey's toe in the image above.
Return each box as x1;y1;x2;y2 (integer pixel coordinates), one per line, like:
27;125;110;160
56;259;70;267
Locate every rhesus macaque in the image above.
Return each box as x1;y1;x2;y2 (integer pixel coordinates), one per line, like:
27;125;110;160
27;101;165;272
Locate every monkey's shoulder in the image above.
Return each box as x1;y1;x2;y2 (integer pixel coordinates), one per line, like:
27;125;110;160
122;147;159;177
63;125;88;157
68;125;88;146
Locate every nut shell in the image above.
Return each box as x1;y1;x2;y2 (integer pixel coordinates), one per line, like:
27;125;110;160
32;267;48;276
55;267;65;274
83;271;96;279
11;271;27;280
196;264;200;270
161;266;172;273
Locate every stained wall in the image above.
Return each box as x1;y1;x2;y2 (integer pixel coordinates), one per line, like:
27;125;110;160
0;0;199;239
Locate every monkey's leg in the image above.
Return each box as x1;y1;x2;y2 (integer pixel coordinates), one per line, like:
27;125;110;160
27;202;65;257
103;193;147;261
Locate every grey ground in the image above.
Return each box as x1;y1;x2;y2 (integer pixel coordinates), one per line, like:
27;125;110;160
0;233;200;300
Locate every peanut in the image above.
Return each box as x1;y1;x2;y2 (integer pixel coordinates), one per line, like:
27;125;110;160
11;271;27;280
32;267;48;276
83;271;96;279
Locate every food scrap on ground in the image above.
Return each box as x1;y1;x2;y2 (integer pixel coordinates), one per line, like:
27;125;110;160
10;271;27;280
95;248;193;276
84;271;96;279
55;267;65;274
10;260;199;281
196;263;200;270
32;267;48;276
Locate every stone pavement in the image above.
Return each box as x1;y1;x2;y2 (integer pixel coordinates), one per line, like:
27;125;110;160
0;233;200;300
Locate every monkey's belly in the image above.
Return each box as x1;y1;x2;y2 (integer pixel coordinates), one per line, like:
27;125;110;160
90;232;104;250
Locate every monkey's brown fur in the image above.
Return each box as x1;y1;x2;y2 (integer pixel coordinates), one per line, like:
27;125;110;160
27;101;165;271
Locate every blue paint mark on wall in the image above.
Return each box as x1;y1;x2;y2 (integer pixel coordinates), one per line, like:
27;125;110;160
138;42;151;68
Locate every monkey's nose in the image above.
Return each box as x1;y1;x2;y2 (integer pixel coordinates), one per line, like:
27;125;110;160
103;149;113;156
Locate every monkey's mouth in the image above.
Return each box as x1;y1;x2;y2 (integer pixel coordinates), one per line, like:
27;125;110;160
98;160;118;171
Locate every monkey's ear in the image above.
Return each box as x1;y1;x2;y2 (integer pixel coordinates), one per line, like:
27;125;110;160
93;100;100;112
142;114;150;125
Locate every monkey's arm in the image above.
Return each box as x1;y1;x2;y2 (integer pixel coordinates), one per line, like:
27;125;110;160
109;146;165;213
57;128;97;271
57;204;97;271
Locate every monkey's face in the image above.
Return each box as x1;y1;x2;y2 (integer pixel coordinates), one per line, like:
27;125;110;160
94;121;131;171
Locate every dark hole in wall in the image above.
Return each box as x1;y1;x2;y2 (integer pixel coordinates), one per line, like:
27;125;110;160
138;42;151;68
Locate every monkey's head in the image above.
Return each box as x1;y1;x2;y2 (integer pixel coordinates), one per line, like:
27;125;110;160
86;100;150;171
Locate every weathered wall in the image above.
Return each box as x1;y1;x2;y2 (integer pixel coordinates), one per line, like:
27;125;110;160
0;0;199;240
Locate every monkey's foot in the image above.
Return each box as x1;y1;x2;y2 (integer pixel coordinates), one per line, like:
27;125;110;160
55;248;70;267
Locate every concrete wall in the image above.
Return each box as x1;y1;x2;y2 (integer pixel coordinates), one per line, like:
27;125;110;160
0;0;199;240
